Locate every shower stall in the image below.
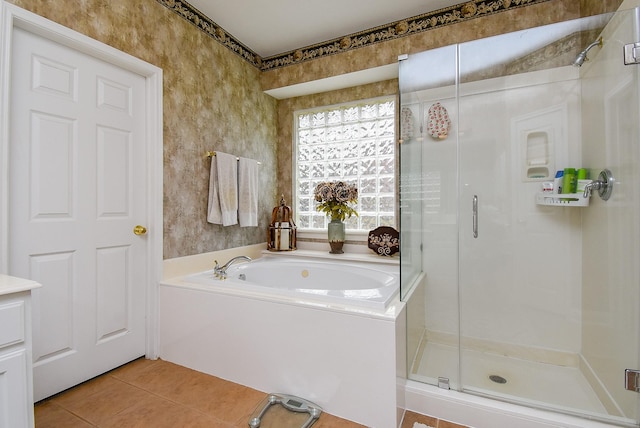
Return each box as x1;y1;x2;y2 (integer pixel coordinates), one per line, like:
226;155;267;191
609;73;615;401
400;4;640;427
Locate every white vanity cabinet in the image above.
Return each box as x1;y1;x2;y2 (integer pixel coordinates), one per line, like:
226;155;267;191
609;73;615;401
0;275;41;428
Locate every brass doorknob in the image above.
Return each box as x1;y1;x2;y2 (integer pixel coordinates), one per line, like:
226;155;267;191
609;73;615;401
133;225;147;235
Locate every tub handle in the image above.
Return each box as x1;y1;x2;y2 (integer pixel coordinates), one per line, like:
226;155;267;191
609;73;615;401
472;195;478;239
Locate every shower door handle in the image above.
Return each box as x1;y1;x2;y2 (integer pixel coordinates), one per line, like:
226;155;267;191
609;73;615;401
472;195;478;238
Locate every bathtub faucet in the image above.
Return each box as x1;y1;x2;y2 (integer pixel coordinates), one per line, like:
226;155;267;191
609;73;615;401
213;255;252;280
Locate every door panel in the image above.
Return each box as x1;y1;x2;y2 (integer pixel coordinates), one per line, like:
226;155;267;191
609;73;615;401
9;26;148;401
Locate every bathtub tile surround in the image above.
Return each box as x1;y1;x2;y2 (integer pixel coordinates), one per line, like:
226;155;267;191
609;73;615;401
160;246;403;427
159;283;402;426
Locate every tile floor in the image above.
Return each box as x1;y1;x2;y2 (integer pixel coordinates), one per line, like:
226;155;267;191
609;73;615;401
35;357;468;428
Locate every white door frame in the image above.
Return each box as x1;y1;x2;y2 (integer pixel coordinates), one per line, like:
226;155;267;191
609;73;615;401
0;1;163;358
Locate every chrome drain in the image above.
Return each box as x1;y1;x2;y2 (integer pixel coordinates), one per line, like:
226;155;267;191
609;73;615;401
489;374;507;384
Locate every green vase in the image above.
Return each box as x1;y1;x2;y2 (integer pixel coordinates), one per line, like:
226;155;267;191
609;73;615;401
327;218;345;254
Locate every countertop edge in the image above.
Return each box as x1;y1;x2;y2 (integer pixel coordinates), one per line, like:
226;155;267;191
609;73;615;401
0;274;42;296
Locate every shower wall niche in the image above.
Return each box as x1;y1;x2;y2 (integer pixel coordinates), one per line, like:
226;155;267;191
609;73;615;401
400;7;640;427
513;104;566;182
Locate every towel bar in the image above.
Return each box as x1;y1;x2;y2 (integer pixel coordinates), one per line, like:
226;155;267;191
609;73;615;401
205;151;261;165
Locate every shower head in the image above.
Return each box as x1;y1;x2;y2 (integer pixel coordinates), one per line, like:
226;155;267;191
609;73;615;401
573;37;603;67
572;51;589;67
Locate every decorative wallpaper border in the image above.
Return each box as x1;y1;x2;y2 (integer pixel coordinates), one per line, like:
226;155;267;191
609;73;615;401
261;0;552;71
155;0;262;68
157;0;552;71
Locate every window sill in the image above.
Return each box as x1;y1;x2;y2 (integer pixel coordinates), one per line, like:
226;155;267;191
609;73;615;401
297;228;370;243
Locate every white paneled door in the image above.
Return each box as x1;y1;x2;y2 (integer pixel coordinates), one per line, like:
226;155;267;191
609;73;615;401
8;26;148;401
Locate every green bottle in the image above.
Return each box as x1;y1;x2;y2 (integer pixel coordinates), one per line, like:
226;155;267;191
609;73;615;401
577;168;590;194
562;168;577;200
577;168;587;180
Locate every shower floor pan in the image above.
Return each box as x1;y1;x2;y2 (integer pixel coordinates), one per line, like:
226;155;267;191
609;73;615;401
411;342;606;415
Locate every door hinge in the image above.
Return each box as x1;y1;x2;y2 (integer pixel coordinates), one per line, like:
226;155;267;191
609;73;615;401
623;42;640;65
625;369;640;392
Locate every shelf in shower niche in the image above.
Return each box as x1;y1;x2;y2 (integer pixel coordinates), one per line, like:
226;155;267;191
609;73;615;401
535;193;590;207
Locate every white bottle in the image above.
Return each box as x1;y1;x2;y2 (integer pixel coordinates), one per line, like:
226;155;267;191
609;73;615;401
553;170;564;194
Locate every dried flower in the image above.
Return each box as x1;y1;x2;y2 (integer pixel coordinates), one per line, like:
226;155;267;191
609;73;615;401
313;181;358;221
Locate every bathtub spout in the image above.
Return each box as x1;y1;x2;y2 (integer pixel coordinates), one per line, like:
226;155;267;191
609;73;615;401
214;255;252;279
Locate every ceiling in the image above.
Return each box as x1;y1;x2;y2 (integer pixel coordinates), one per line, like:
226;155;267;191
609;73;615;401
187;0;464;57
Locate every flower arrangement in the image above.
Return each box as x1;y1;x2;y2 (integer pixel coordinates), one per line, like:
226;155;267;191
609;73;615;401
314;181;358;222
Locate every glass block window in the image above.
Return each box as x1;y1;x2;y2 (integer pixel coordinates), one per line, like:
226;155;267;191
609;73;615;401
294;97;396;230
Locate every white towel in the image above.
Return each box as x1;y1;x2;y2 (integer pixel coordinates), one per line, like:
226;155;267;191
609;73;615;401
238;157;259;227
207;156;222;224
207;152;238;226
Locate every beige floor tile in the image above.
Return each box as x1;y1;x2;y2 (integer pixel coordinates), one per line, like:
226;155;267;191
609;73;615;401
115;359;201;396
34;401;94;428
101;393;232;428
115;359;265;425
170;374;265;425
47;374;117;405
50;377;151;425
109;356;161;382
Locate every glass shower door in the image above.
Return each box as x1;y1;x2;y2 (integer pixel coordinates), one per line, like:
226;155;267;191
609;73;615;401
456;23;587;412
399;44;460;389
399;45;458;303
456;9;640;423
401;5;640;426
578;5;640;423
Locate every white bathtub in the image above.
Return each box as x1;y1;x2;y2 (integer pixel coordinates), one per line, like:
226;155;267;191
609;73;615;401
183;257;399;310
159;252;405;428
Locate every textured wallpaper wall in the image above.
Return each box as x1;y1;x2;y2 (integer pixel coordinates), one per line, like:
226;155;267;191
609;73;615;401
7;0;278;259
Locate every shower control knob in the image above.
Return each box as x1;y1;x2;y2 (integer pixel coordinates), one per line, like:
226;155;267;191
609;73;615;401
583;169;614;201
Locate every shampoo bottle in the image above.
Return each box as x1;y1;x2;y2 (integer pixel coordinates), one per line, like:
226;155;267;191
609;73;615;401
554;170;564;194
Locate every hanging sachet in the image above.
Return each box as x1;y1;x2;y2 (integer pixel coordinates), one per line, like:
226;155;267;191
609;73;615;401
400;107;414;142
426;102;451;140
